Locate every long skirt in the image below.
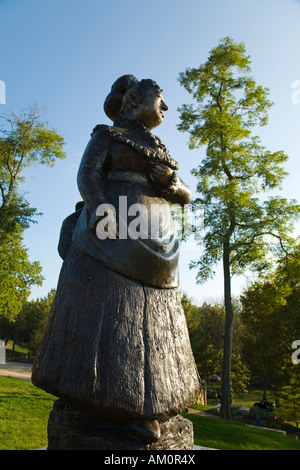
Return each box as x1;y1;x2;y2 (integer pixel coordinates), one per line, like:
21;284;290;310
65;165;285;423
32;244;200;422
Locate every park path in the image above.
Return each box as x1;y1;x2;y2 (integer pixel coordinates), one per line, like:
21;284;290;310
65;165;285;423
0;362;32;382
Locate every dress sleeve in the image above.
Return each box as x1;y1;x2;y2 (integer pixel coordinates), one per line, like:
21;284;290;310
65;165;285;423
77;125;111;215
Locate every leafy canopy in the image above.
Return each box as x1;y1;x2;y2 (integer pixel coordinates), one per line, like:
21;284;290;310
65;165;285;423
0;103;66;238
0;104;66;320
0;226;44;321
178;37;300;283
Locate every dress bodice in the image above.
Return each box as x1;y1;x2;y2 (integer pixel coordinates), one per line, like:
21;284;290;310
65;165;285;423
109;140;152;174
61;122;191;288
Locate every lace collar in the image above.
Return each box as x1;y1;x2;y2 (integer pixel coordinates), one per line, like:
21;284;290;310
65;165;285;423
109;119;179;170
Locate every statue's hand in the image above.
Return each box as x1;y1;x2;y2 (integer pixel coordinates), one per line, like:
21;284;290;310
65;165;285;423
149;162;174;186
89;207;119;239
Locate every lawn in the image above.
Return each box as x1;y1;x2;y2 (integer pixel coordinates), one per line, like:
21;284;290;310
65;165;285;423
183;412;300;450
5;341;30;358
0;376;55;450
1;376;300;450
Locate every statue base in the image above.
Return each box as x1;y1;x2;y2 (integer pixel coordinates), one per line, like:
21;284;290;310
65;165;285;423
47;399;194;450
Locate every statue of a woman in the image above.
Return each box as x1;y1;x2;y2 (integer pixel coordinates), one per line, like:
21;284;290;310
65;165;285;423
32;75;201;449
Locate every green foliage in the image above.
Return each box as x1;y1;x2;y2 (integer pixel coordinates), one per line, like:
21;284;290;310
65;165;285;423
178;36;300;282
0;226;44;321
0;289;55;351
0;103;66;237
0;104;65;320
181;294;250;399
0;193;40;246
240;244;300;396
276;369;300;428
178;37;300;418
182;294;223;376
178;37;272;147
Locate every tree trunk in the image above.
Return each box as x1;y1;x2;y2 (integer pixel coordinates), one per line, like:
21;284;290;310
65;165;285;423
263;381;267;401
221;242;234;419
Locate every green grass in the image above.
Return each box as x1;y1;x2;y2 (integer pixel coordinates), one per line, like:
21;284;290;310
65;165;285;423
183;413;300;450
0;376;55;450
5;341;30;357
1;376;300;450
232;388;276;407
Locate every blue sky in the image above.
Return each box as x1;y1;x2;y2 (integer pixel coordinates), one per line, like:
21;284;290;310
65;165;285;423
1;0;300;304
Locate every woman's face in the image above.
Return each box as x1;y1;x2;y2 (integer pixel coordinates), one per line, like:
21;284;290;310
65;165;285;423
133;86;168;130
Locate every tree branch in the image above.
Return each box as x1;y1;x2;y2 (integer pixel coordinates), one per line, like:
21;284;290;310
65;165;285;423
235;225;293;256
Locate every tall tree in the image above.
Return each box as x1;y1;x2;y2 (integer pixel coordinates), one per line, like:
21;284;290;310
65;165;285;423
0;104;66;320
178;37;300;418
0;103;66;241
